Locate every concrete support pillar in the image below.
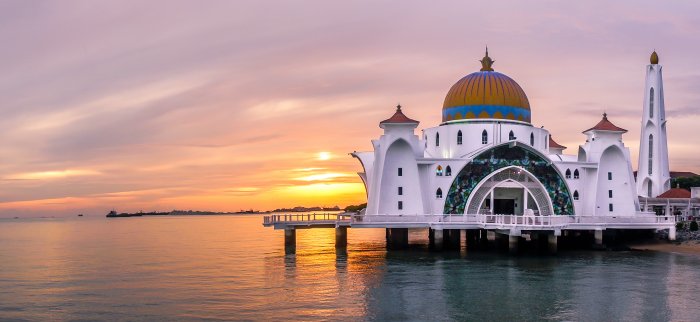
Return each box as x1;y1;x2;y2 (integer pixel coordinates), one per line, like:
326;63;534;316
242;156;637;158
594;229;603;246
548;234;558;254
509;235;519;254
433;229;444;251
428;228;435;247
487;230;496;241
466;230;479;249
284;227;296;254
449;229;461;250
669;226;677;241
335;226;347;248
387;228;408;250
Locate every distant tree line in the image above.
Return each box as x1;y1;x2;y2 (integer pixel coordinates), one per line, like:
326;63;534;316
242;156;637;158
344;203;367;212
671;177;700;190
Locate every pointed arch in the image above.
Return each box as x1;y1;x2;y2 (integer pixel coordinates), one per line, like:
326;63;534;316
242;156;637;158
509;130;515;140
445;165;452;176
436;133;440;147
436;188;443;199
530;132;534;146
481;130;488;144
436;165;443;176
573;169;580;179
565;169;571;179
573;190;579;200
457;130;463;145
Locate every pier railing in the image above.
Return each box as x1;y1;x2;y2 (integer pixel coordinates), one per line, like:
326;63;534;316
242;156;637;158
263;213;352;225
263;213;674;228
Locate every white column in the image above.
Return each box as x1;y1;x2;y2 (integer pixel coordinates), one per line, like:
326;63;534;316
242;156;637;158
669;226;677;241
490;189;495;215
594;229;603;246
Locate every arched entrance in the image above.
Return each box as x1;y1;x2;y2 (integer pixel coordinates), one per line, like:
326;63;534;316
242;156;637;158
444;143;574;215
465;166;554;216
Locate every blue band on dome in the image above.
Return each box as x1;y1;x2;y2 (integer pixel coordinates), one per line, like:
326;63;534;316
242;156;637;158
442;105;531;122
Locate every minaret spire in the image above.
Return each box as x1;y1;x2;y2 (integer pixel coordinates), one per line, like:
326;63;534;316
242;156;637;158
636;50;670;197
480;46;495;71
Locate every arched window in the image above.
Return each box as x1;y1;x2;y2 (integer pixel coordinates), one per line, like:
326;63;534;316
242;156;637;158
565;169;571;179
481;130;488;144
648;134;653;175
649;88;654;118
457;130;463;145
436;188;443;199
445;166;452;176
436;133;440;147
573;169;580;179
509;130;515;140
648;181;652;197
530;133;534;146
573;190;579;200
436;165;443;176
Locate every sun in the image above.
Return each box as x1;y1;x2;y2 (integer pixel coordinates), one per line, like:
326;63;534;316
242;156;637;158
317;152;332;161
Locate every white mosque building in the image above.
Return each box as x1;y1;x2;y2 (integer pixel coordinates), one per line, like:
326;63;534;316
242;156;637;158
350;49;685;240
265;49;695;253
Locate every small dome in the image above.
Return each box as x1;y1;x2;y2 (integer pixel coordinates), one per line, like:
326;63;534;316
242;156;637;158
442;49;531;123
650;51;659;65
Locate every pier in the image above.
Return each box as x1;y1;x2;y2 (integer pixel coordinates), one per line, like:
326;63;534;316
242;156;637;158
263;213;676;254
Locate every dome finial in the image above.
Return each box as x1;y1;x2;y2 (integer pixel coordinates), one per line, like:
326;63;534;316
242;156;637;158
396;103;402;111
480;46;495;71
650;50;659;64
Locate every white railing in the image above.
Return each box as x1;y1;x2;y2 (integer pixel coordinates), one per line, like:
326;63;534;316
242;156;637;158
570;215;674;224
263;213;351;225
264;213;675;227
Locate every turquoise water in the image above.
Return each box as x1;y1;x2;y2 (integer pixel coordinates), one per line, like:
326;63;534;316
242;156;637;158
1;215;699;321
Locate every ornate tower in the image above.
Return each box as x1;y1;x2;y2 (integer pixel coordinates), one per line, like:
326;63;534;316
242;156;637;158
636;51;670;197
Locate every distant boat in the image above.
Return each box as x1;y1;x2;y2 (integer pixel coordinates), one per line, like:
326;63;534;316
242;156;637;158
78;214;84;217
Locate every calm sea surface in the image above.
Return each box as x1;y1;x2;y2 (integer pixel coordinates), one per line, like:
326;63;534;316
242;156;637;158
1;214;700;321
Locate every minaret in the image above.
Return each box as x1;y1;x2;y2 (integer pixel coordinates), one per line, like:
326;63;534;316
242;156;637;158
636;51;670;197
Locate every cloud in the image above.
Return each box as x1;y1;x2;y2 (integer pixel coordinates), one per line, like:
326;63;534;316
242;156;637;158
2;1;700;215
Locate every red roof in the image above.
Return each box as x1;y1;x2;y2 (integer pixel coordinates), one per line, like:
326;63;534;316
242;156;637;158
380;105;419;125
549;136;566;149
583;113;627;133
657;188;691;198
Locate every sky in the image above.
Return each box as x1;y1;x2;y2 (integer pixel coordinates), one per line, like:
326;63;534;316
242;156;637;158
1;0;700;216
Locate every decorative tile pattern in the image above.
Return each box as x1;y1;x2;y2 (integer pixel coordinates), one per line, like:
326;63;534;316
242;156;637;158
444;144;574;215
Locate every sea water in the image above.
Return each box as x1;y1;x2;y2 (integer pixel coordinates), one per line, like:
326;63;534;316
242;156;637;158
1;214;699;321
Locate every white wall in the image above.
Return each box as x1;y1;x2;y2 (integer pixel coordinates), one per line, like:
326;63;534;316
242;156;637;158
595;146;638;215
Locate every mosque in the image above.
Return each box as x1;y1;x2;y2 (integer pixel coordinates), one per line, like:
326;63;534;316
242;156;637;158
265;49;694;253
349;49;688;245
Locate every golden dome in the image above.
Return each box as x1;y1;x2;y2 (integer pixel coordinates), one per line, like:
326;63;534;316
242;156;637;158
442;49;531;123
650;51;659;64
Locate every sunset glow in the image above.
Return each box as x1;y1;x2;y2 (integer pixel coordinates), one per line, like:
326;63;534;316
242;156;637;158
2;1;700;217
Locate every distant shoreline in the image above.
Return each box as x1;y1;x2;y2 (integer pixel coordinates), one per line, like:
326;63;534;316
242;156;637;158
106;207;343;218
